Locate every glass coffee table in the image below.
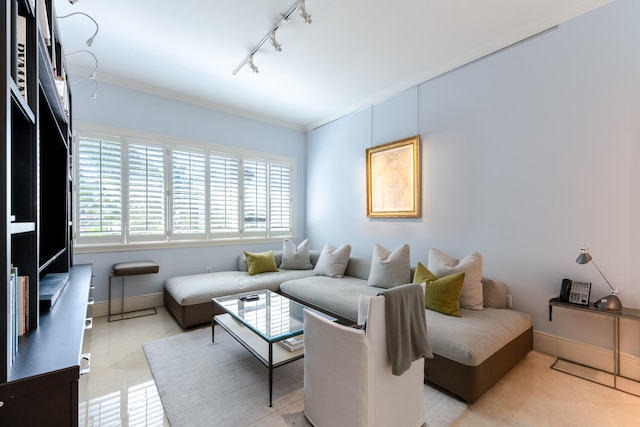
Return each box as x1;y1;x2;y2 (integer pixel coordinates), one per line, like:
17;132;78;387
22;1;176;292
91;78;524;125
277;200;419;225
212;290;335;407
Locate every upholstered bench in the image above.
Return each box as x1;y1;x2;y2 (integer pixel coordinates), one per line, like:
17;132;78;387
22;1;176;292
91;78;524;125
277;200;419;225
109;261;160;321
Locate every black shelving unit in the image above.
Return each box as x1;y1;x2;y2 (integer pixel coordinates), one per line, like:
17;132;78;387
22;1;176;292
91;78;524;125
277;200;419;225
1;1;92;425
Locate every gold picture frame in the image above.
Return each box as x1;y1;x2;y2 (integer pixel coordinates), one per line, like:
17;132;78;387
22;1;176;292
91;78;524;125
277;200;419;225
366;135;420;218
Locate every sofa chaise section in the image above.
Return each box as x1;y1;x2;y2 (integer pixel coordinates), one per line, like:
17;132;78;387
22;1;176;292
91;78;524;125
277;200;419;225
164;251;318;328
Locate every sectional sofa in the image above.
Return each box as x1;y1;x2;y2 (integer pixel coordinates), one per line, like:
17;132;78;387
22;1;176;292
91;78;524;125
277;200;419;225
163;248;533;403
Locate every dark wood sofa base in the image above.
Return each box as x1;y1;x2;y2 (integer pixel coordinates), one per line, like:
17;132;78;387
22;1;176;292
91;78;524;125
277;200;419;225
164;290;216;329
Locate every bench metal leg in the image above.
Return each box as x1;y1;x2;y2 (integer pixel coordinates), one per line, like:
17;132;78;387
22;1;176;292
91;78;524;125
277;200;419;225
108;274;157;322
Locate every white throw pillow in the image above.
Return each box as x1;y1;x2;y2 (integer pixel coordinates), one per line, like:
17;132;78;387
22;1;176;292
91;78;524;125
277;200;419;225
314;243;352;278
280;238;313;270
428;248;484;310
367;243;411;288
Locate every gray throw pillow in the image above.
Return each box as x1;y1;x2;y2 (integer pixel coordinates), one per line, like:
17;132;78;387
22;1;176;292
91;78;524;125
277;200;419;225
367;243;411;288
280;238;313;270
314;243;352;278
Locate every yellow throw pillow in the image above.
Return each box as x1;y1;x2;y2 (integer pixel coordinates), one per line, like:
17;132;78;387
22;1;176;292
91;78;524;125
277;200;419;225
244;250;279;275
414;262;465;317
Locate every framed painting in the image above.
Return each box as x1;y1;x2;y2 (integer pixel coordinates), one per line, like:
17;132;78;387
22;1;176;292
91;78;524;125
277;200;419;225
366;135;420;218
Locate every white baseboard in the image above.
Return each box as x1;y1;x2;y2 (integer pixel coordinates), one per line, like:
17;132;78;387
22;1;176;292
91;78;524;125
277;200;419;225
534;330;640;381
91;293;164;318
89;300;640;381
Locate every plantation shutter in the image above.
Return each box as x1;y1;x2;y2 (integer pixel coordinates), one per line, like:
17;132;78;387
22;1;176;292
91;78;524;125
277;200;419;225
76;136;122;243
171;148;206;238
210;153;239;234
128;142;166;241
269;162;291;236
243;159;267;233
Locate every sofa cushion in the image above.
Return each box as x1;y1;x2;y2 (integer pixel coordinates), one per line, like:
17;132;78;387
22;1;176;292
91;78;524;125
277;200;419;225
425;307;532;366
244;250;279;275
280;238;313;270
482;278;508;308
165;269;315;306
281;276;381;322
314;243;352;278
428;248;483;310
367;243;411;288
343;256;372;281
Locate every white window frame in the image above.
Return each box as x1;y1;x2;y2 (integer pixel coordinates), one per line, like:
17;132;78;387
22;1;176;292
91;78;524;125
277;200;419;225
72;123;296;251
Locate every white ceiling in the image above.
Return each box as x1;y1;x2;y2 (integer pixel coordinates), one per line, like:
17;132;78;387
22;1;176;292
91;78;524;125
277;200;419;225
52;0;612;130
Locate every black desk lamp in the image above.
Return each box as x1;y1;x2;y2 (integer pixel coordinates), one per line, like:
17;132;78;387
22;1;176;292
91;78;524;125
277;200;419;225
576;246;622;310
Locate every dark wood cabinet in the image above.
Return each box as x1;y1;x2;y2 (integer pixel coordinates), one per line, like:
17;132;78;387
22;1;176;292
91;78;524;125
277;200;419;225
0;264;91;427
2;0;89;425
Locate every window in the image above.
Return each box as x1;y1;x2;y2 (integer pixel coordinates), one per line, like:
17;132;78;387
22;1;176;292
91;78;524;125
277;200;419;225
171;147;206;238
77;135;122;244
243;159;267;232
210;153;239;235
74;128;295;248
128;141;165;241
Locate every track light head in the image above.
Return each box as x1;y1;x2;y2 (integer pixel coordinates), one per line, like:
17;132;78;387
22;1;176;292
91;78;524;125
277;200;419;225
66;49;99;81
58;12;99;46
68;0;80;4
298;1;312;24
248;56;259;73
270;32;282;52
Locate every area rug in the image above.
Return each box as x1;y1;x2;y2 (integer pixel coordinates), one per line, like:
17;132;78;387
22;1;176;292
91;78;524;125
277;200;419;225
143;327;467;427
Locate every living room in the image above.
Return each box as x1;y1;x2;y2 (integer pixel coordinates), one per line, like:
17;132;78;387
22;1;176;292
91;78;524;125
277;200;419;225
65;0;639;373
5;0;639;425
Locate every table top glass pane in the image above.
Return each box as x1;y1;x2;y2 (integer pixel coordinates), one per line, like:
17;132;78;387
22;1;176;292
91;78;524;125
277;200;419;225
213;290;330;342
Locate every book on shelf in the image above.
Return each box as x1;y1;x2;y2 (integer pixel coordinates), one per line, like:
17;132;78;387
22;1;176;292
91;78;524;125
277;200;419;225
38;0;51;46
55;75;69;115
18;275;30;335
8;266;30;365
17;15;28;102
9;267;19;363
278;335;304;352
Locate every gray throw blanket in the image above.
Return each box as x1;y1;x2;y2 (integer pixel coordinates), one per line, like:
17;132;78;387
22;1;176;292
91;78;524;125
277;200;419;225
379;283;433;376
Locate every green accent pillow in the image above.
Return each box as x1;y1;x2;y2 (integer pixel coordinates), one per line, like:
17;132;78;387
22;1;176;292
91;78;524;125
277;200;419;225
413;262;465;317
244;250;279;275
413;261;438;284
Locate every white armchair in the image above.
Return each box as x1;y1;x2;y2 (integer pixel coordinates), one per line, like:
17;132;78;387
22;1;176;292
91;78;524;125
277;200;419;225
303;295;425;427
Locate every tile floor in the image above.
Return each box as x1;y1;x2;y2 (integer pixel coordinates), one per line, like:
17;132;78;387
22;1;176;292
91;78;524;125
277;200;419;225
80;306;640;427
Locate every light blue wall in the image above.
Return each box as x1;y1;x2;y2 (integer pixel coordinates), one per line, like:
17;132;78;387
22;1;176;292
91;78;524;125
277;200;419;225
70;82;307;303
307;0;640;352
71;0;640;355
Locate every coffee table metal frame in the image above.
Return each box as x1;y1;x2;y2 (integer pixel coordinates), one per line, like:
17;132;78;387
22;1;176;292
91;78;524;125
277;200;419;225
212;289;334;407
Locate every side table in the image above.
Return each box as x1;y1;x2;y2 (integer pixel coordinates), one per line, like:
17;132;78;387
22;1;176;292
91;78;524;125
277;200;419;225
548;297;640;396
109;261;160;321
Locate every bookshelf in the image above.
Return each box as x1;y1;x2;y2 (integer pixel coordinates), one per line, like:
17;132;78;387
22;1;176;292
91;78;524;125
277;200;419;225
1;0;92;425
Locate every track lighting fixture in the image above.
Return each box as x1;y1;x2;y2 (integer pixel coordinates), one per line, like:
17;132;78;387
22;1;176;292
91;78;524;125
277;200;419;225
232;0;312;75
298;1;312;24
66;50;99;80
68;0;80;4
270;32;282;52
57;12;99;46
